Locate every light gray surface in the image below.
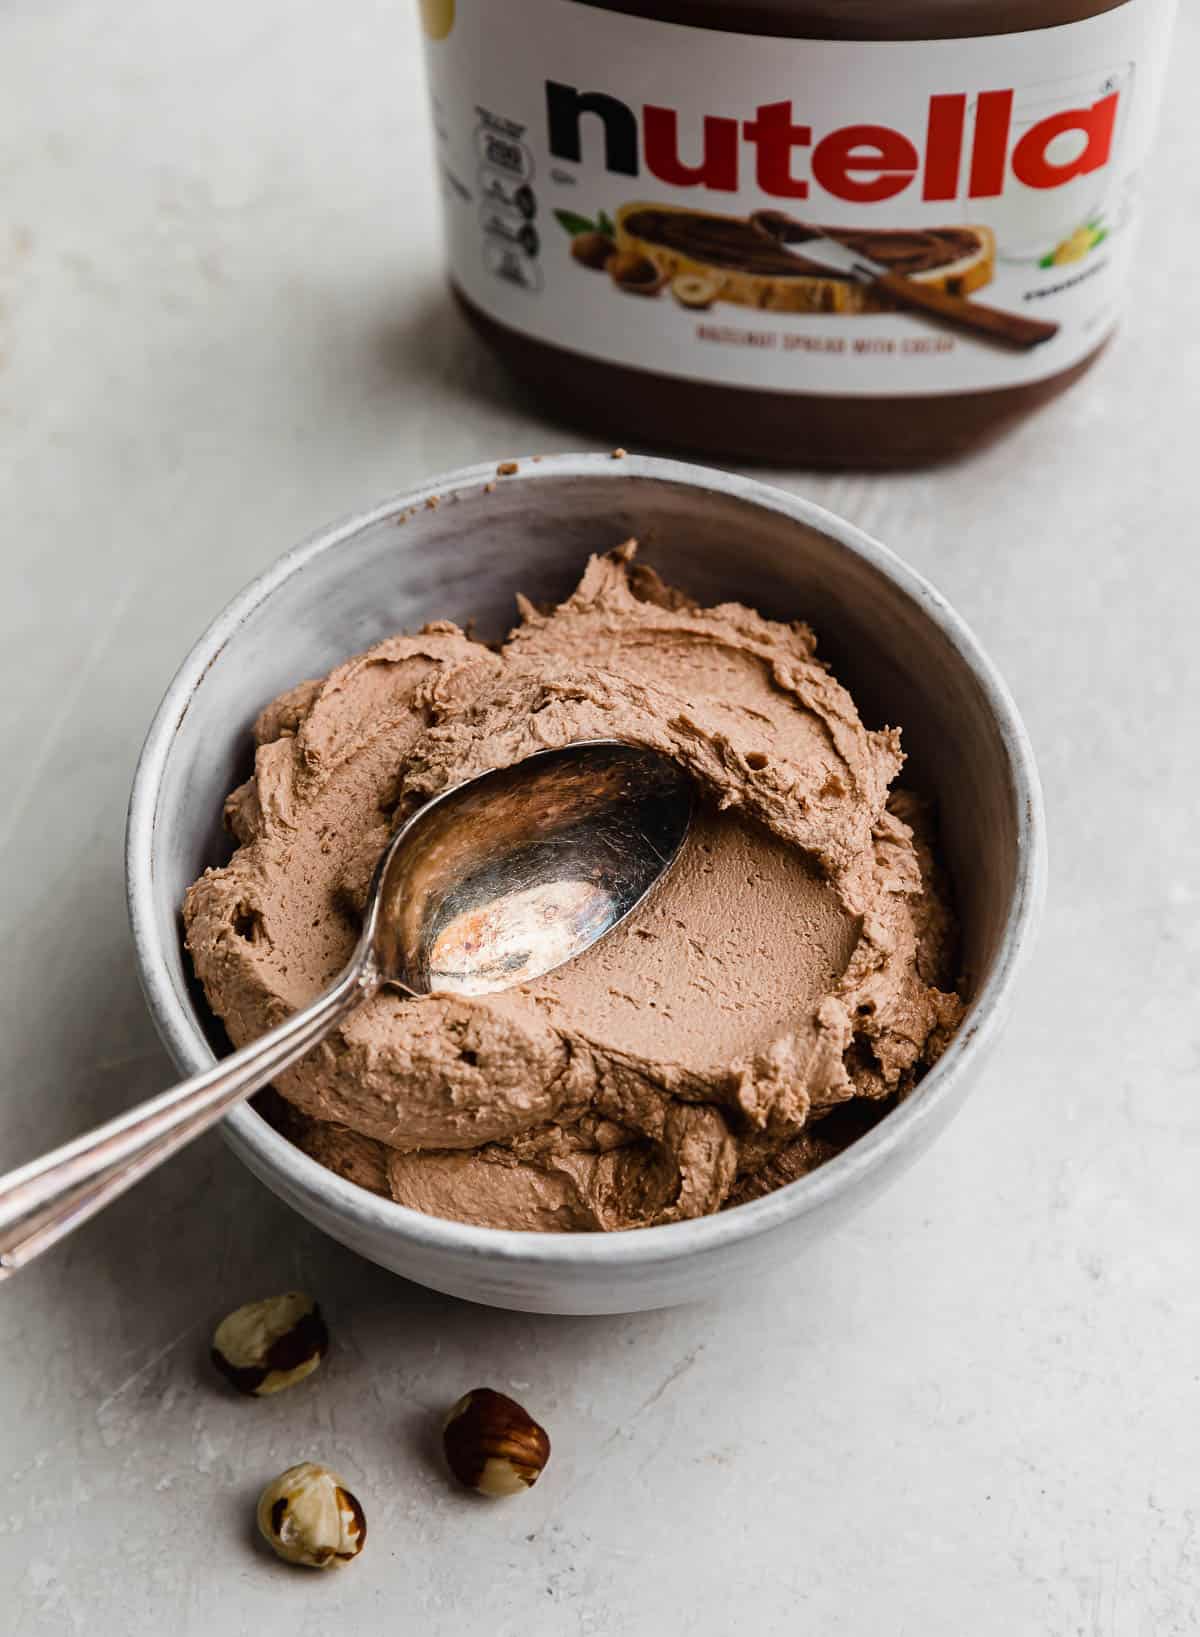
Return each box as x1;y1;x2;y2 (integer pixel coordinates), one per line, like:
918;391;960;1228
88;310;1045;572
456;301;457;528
1;0;1197;1630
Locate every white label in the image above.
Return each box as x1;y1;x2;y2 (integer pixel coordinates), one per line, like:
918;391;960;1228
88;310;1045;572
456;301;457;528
419;0;1175;397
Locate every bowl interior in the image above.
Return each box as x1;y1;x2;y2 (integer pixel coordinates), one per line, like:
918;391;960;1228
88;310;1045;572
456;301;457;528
142;459;1025;1163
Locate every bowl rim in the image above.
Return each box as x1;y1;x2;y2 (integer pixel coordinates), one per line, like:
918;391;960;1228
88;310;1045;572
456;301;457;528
125;451;1046;1273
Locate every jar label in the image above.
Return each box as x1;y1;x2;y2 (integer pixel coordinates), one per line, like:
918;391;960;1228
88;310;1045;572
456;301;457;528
419;0;1174;397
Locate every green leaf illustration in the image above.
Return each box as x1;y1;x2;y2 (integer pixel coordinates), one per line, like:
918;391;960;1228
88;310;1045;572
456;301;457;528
554;209;598;238
596;209;616;238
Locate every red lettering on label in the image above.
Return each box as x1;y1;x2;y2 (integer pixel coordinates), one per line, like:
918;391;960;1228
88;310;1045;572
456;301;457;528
923;94;966;201
968;89;1014;198
811;124;918;203
547;82;1122;204
742;102;812;199
643;107;740;191
1012;92;1118;189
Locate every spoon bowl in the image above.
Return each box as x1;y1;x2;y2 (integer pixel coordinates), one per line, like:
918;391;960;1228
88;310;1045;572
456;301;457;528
371;742;693;997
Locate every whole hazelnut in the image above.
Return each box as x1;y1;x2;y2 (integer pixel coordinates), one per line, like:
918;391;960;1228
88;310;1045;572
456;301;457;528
571;230;616;270
607;252;666;296
256;1462;366;1569
442;1387;551;1497
211;1292;328;1396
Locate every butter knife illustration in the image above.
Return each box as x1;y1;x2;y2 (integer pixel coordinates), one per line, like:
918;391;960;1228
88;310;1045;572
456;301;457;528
784;229;1059;351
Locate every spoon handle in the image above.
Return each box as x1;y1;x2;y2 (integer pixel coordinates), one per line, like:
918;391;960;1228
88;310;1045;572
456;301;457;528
0;958;379;1280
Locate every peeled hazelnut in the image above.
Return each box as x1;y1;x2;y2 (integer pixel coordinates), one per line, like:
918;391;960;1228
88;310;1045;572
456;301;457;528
671;273;721;311
607;252;666;296
256;1462;366;1569
571;230;616;270
442;1387;551;1497
211;1292;328;1396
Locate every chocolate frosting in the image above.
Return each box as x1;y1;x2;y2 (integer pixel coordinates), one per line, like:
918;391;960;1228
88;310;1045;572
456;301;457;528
184;547;963;1231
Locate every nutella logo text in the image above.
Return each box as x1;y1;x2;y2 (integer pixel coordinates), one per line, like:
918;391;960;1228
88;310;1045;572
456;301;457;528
545;83;1120;202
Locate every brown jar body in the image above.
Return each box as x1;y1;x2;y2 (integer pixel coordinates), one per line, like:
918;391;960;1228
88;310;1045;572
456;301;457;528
456;293;1107;467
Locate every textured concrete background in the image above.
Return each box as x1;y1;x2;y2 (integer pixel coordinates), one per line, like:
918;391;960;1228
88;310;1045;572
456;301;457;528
2;3;1198;1631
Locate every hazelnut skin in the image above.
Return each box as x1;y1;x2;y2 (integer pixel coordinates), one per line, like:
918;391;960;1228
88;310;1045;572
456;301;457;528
443;1388;551;1497
211;1292;328;1396
571;230;616;270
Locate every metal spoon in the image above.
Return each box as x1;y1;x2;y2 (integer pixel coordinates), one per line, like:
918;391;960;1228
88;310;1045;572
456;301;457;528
0;741;693;1278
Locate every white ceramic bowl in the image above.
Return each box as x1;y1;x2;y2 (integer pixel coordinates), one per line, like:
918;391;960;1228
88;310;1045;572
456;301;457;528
126;454;1045;1315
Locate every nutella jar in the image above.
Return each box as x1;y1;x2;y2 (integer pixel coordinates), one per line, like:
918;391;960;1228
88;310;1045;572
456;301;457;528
418;0;1176;466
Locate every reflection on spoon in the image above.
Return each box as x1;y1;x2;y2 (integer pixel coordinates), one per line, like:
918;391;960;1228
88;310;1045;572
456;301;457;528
429;878;615;994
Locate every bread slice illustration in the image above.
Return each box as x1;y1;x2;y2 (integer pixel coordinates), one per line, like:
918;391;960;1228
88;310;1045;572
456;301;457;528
614;203;996;314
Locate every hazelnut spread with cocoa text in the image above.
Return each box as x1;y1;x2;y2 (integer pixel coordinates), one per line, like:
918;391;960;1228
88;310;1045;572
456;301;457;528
184;547;964;1232
418;0;1175;465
